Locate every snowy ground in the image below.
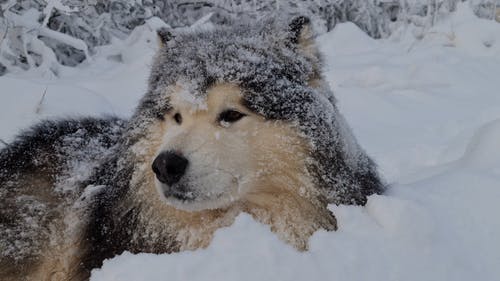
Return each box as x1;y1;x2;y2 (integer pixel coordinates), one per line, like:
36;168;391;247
1;4;500;281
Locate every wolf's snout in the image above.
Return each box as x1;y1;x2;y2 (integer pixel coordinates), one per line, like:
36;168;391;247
152;151;189;186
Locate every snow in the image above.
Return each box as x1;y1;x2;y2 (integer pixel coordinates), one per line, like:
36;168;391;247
1;3;500;280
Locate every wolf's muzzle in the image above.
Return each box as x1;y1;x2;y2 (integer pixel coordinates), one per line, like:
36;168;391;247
152;151;189;186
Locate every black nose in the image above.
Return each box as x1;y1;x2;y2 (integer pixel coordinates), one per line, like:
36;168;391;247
152;151;189;186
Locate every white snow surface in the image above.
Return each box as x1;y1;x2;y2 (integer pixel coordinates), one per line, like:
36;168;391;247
1;4;500;281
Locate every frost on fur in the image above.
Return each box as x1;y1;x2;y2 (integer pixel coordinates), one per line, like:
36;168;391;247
133;17;385;205
0;118;125;265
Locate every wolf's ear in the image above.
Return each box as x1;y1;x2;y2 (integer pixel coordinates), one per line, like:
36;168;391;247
157;27;174;48
289;16;322;86
288;16;320;62
288;16;313;46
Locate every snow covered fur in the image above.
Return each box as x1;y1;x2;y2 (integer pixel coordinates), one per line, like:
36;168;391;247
0;17;384;280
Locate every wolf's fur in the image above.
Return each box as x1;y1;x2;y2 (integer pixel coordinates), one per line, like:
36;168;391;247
0;118;125;280
0;17;384;280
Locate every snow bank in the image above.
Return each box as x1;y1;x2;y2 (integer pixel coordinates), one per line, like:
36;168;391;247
318;3;500;183
1;4;500;281
91;158;500;281
0;77;112;142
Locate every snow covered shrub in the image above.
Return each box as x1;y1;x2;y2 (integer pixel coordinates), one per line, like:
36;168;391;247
0;0;90;76
0;0;405;76
0;0;498;76
469;0;500;20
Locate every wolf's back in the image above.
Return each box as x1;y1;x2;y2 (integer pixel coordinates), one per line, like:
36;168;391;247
0;117;125;279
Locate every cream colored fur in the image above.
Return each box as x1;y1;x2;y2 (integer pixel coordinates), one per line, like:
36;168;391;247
129;83;337;251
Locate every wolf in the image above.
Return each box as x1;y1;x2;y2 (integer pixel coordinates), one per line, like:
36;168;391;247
0;17;384;280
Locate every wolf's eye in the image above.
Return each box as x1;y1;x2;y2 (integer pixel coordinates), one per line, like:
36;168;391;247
218;110;246;124
173;113;182;124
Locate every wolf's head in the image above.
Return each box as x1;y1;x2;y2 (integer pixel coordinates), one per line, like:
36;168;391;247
127;17;383;212
149;82;314;211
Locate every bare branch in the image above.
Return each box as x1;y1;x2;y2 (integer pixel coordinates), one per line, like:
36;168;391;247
35;86;48;115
